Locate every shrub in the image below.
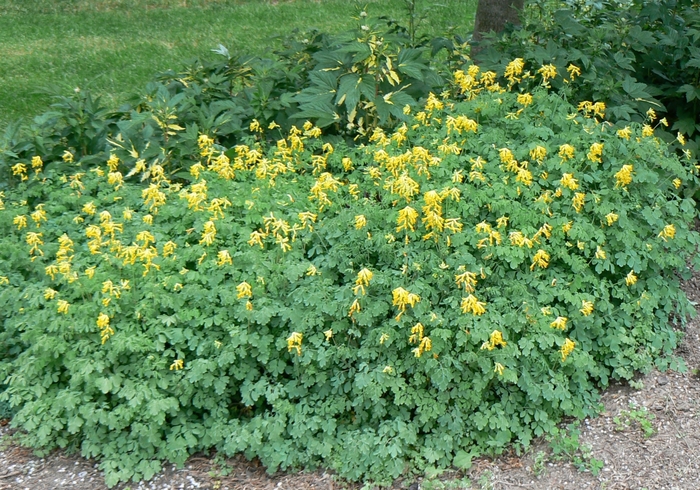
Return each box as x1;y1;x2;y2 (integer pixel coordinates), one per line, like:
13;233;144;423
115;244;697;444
475;0;700;158
0;62;697;486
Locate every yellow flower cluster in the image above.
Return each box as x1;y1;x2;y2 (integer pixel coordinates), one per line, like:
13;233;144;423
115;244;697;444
530;249;550;271
392;287;420;321
481;330;507;351
170;359;184;370
658;224;676;241
577;101;606;118
408;322;432;357
561;338;576;361
353;268;374;296
96;312;114;344
453;65;500;99
550;316;568;330
614;164;634;189
580;300;594;316
587;142;604;163
460;294;486;316
287;332;303;356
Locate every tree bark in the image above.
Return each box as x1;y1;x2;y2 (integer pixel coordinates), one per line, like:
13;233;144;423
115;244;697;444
472;0;525;52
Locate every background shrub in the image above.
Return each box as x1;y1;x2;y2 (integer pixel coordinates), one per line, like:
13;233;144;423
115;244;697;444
476;0;700;158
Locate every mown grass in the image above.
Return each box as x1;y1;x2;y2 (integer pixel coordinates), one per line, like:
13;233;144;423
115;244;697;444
0;0;476;128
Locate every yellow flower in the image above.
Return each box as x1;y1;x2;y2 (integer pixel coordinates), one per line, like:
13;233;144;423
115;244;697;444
348;298;361;318
85;266;96;279
517;93;533;106
353;268;374;296
560;173;578;190
642;124;654;137
62;150;74;163
605;213;619;226
216;250;233;266
82;202;97;215
324;329;333;341
566;63;581;80
170;359;184;370
460;294;486;315
558;144;575;161
354;215;367;230
13;215;27;230
677;132;686;146
504;58;524;83
386;172;420;201
396;206;419;233
57;299;70;314
538;64;557;85
595;246;607;260
626;270;637;286
561;338;575;361
530;249;550;271
587;142;604;163
306;264;319;276
658;224;676;241
646;108;657;121
236;281;252;299
580;300;594;316
494;362;505;376
379;333;389;345
162;241;177;257
143;214;153;225
572;192;586;213
383;365;394;374
673;178;682;189
481;330;507;351
529;145;547;163
562;221;573;234
44;288;57;300
550;316;568;330
392;287;420;320
409;322;424;344
287;332;303;356
96;312;110;329
199;220;217;246
11;163;28;180
616;127;632;140
455;270;478;293
614;164;634;189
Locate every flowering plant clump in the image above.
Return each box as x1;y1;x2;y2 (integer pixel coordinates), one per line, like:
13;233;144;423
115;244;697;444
0;62;698;486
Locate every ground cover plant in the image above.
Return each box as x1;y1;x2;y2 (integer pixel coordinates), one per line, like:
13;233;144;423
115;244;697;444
1;55;698;487
0;0;476;128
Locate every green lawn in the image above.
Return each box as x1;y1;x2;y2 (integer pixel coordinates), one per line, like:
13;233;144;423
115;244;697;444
0;0;476;128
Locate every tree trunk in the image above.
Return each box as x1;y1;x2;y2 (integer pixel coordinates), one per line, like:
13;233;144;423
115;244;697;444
472;0;525;55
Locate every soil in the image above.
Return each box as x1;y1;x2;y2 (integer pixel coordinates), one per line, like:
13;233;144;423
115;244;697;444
2;275;700;490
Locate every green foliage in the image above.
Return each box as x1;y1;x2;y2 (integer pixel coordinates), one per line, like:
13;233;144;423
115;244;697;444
613;404;655;437
476;0;700;158
547;422;604;475
0;63;697;487
0;7;470;185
